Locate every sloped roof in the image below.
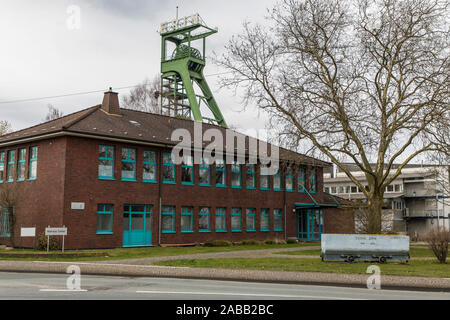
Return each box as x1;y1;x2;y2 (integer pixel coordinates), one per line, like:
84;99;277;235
0;106;330;167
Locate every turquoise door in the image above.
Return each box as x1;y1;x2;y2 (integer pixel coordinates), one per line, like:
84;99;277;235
297;209;324;241
123;205;152;247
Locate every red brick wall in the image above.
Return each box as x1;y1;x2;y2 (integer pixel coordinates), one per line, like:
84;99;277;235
324;206;355;234
1;135;353;249
0;137;67;248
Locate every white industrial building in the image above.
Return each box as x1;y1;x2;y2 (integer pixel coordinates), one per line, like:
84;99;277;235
324;164;449;239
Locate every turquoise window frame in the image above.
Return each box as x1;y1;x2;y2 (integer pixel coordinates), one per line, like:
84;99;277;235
96;204;114;235
231;208;242;232
0;152;5;183
163;153;176;184
309;169;317;194
121;148;137;182
17;148;26;182
28;146;38;181
260;208;270;232
162;206;176;234
181;155;194;186
199;207;211;233
246;164;256;190
260;165;270;191
215;207;227;232
246;208;256;232
199;157;211;187
143;151;157;183
273;172;282;191
98;145;115;180
231;161;242;189
6;150;15;183
0;208;10;237
298;168;306;193
274;209;283;232
285;168;294;192
215;159;226;188
181;206;194;233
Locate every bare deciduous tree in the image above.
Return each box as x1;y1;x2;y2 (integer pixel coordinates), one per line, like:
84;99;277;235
43;104;64;122
0;183;24;247
216;0;450;234
0;120;12;136
121;76;161;114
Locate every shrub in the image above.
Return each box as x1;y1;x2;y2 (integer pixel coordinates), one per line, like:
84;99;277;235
423;229;450;264
37;232;61;251
264;239;276;245
240;240;262;246
287;238;298;244
203;240;233;247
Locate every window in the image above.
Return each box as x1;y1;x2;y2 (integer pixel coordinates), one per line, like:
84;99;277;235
121;148;136;181
181;207;193;233
246;208;256;232
231;208;242;232
274;209;283;231
215;158;226;187
324;187;330;193
298;168;306;193
143;151;157;183
351;186;358;193
163;153;176;184
394;184;403;192
286;168;294;192
246;164;256;189
215;207;226;232
260;164;270;190
99;145;115;180
181;155;194;185
0;152;4;183
6;150;15;182
97;204;113;234
0;208;10;237
199;157;211;186
199;207;211;232
17;149;26;181
274;169;282;191
260;208;270;232
29;146;38;180
386;185;394;192
330;186;337;194
309;169;317;193
231;161;241;189
162;206;176;233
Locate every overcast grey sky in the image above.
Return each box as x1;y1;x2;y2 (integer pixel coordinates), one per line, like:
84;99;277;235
0;0;276;133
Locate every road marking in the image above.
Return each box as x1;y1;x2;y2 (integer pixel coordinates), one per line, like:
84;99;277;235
39;289;88;292
136;290;364;300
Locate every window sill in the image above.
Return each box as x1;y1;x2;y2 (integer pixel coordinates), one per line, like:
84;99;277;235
162;231;176;234
121;179;137;182
182;182;194;186
163;181;177;185
246;230;256;233
216;185;227;188
143;180;157;184
232;186;242;189
246;187;256;190
99;177;115;181
199;230;211;233
200;183;211;187
274;229;283;232
215;230;227;233
260;230;270;232
232;230;242;233
96;232;113;235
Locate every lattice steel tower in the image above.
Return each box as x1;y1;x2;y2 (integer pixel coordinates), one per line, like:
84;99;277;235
160;14;228;128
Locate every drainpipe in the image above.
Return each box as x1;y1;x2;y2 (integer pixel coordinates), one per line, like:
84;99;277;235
158;150;163;246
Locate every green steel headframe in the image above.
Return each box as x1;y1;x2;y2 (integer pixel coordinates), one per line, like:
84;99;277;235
160;14;228;128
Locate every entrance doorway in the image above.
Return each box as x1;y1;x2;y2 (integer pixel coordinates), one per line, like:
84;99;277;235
297;209;324;241
123;205;152;247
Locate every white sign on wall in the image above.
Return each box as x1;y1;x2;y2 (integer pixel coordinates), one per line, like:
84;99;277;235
20;227;36;237
71;202;85;210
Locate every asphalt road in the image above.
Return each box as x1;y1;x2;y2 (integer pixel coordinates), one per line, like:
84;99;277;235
0;272;449;300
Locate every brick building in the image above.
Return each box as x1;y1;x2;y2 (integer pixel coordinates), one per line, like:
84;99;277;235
0;91;354;249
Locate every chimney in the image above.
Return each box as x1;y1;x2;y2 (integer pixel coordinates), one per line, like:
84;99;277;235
101;87;120;115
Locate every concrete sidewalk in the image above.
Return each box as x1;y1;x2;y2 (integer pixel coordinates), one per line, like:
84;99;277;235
0;258;449;293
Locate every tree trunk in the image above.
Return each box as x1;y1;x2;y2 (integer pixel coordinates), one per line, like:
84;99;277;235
366;194;383;234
